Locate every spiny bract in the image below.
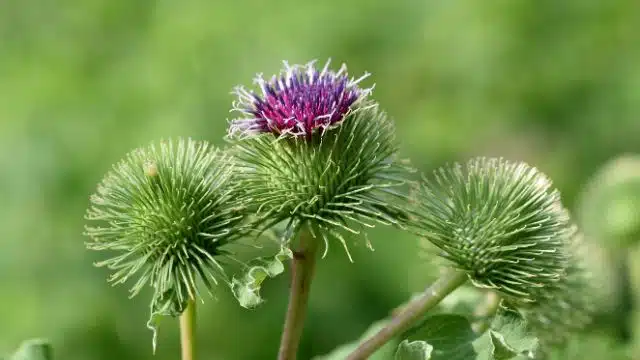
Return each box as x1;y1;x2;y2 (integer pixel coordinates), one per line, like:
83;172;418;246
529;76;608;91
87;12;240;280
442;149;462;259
231;105;409;258
84;138;248;317
409;157;573;303
496;232;597;359
228;61;409;258
515;233;593;354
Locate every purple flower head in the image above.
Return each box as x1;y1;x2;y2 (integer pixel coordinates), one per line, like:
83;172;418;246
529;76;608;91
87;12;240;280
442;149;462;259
229;59;373;138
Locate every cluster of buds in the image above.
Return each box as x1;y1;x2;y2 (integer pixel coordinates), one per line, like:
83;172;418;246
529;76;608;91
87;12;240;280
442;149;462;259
84;60;595;357
84;60;411;339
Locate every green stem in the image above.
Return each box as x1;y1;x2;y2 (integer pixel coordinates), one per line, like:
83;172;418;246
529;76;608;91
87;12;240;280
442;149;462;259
278;228;320;360
471;291;501;334
180;299;196;360
346;269;468;360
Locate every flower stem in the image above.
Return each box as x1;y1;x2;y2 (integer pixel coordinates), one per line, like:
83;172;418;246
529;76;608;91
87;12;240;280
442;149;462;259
278;228;320;360
346;269;468;360
471;291;501;334
180;299;196;360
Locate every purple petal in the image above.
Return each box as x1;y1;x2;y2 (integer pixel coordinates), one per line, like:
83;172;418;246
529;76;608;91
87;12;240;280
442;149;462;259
229;60;372;138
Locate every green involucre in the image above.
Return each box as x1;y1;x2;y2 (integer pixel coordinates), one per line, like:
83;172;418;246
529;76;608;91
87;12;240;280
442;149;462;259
408;157;573;303
230;104;410;258
84;138;249;318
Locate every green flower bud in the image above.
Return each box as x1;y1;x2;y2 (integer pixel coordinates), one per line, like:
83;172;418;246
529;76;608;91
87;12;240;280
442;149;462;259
408;157;573;303
229;103;410;259
578;154;640;248
84;138;249;324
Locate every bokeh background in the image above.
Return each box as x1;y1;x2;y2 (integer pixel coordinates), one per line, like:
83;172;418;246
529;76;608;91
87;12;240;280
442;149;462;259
1;0;639;359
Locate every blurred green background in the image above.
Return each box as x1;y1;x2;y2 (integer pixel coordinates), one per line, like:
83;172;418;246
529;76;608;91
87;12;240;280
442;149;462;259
1;0;640;359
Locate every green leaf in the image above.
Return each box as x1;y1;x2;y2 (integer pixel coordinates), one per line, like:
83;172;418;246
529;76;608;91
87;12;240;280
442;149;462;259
404;314;478;360
10;339;52;360
395;340;433;360
489;331;518;360
230;245;293;308
146;287;187;353
472;316;537;360
402;314;537;360
314;320;398;360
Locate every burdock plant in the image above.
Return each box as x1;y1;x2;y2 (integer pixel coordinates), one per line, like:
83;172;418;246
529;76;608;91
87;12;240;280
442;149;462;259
82;60;596;360
228;60;411;359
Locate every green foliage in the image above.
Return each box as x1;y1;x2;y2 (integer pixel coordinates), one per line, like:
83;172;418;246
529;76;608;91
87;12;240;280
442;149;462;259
230;245;293;309
472;316;538;360
404;314;478;360
231;104;411;259
396;314;538;360
394;340;433;360
488;331;519;360
317;314;539;360
408;158;574;303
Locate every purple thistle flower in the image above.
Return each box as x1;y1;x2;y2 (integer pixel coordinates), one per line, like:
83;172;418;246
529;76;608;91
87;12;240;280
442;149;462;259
229;60;373;138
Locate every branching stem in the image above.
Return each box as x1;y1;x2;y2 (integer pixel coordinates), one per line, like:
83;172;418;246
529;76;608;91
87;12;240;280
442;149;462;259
278;227;320;360
346;269;468;360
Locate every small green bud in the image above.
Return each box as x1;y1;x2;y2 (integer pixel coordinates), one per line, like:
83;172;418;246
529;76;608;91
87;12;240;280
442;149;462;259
408;157;573;303
84;138;249;333
578;154;640;248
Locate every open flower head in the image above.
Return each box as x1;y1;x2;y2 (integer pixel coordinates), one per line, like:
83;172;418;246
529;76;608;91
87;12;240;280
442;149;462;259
84;138;249;331
228;60;410;259
409;157;574;303
230;59;373;138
